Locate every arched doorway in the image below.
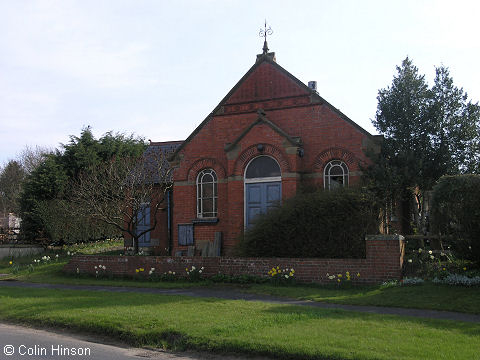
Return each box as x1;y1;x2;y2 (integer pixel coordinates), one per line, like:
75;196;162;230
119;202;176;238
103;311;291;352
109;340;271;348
244;156;281;229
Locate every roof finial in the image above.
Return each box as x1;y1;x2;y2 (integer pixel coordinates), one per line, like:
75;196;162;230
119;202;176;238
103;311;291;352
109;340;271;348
259;20;273;54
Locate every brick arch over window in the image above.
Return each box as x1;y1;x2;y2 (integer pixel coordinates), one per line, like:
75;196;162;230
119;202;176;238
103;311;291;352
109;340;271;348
313;147;359;170
233;144;291;176
187;158;226;182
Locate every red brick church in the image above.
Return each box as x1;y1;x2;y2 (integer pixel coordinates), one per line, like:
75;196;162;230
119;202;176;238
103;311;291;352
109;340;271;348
128;43;380;256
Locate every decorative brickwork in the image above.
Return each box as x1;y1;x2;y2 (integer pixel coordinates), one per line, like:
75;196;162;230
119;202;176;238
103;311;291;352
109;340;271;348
313;147;359;170
233;143;291;176
142;52;381;256
186;158;227;182
66;235;404;285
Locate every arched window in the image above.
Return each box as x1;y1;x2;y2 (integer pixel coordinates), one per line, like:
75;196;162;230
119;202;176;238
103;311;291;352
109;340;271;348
196;169;217;218
245;156;281;180
324;160;349;189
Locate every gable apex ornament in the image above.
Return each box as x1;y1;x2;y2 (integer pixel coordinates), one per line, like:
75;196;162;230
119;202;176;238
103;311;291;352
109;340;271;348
256;21;276;62
259;20;273;54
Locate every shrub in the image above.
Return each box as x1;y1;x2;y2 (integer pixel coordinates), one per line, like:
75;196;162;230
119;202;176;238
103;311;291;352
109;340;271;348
239;188;380;258
433;273;480;287
431;175;480;263
185;265;203;282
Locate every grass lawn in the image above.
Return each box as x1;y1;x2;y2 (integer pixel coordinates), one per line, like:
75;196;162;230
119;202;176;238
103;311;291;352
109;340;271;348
1;257;480;314
1;287;479;360
242;282;480;315
1;239;479;315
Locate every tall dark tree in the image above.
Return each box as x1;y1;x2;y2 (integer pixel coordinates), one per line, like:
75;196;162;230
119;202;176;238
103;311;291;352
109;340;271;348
372;57;430;232
19;154;68;240
426;66;480;179
19;127;147;243
370;58;480;234
0;160;26;215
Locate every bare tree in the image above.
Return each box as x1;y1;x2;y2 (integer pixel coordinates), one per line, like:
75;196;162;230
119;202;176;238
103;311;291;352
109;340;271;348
72;150;172;254
19;145;52;174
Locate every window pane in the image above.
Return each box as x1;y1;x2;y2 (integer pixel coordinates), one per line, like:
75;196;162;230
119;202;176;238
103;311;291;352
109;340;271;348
330;177;342;188
202;173;214;183
330;165;343;176
203;198;213;213
324;160;349;190
245;156;281;178
197;168;218;218
203;183;213;197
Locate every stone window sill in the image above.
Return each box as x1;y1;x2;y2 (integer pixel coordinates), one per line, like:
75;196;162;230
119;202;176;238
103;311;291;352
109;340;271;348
192;218;219;224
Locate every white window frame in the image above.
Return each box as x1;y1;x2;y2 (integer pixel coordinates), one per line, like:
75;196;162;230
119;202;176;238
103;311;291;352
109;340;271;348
244;155;282;183
324;160;349;190
196;169;217;218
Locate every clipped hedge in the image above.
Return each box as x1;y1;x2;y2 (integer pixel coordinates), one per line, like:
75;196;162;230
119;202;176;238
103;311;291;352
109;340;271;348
431;175;480;263
238;188;380;258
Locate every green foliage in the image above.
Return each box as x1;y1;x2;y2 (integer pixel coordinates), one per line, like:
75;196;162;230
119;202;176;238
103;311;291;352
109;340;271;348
369;58;480;233
0;160;26;215
3;287;480;360
185;265;203;282
431;175;480;262
267;266;296;285
239;188;380;258
19;127;146;244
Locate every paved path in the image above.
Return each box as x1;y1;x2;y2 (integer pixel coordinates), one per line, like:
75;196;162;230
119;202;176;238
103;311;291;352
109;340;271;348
1;281;479;323
0;323;271;360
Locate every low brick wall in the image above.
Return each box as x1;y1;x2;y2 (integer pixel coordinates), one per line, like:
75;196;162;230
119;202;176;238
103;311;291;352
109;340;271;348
64;235;405;284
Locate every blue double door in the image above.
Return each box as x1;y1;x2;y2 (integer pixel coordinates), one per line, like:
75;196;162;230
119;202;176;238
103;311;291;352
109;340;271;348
245;181;281;229
136;203;151;247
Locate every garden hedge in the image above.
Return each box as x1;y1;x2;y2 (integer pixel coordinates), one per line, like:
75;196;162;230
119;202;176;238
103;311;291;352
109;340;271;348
238;188;380;258
431;175;480;263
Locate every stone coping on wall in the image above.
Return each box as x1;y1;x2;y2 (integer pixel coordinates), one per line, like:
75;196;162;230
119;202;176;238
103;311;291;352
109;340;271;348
365;234;405;241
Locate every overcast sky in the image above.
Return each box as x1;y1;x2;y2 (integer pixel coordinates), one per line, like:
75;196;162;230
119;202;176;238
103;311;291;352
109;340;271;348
1;0;479;165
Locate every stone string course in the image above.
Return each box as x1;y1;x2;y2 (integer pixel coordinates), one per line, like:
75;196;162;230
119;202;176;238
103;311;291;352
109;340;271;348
64;235;405;285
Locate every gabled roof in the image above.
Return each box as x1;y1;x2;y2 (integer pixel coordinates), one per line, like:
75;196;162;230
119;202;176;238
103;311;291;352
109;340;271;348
224;109;301;152
144;141;183;183
169;52;373;161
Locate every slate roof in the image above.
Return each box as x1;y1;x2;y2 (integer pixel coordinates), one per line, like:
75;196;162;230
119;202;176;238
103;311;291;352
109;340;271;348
142;141;183;183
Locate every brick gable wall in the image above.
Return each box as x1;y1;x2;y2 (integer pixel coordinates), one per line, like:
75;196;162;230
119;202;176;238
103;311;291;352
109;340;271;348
168;56;376;255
